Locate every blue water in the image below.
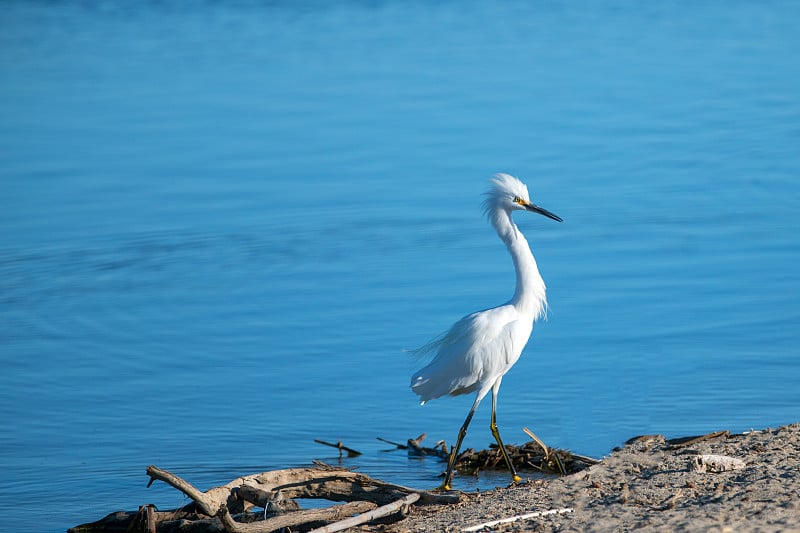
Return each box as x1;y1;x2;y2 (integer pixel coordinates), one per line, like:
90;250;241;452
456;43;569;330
2;1;799;531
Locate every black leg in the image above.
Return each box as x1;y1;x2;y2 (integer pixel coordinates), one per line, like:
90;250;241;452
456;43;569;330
440;397;481;490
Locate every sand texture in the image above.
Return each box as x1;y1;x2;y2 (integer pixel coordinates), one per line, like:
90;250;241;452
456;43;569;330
376;423;800;532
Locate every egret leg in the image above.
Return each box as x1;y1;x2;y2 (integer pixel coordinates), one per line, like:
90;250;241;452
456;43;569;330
490;380;521;483
440;396;482;491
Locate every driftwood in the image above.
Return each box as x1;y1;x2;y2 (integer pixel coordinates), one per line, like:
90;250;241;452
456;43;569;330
314;439;363;457
462;507;575;532
626;429;731;449
70;463;458;533
217;501;378;533
306;493;420;533
377;433;450;460
668;429;730;448
70;429;592;532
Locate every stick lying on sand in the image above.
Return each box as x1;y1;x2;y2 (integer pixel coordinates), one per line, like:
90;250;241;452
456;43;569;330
462;507;574;532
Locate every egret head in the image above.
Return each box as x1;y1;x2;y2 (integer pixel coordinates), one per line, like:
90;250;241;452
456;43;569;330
484;173;562;222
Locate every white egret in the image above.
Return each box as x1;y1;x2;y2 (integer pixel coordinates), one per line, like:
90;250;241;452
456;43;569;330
410;173;562;490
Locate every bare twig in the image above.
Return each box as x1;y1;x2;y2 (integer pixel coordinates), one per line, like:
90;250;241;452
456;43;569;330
522;427;549;455
146;505;156;533
571;453;601;465
668;430;730;448
379;434;449;459
307;493;421;533
377;436;408;449
314;439;362;457
462;507;574;532
523;427;566;475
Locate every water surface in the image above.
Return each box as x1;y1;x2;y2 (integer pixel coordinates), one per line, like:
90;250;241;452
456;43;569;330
1;2;799;531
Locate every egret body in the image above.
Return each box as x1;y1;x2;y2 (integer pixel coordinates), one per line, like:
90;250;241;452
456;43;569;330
410;173;562;490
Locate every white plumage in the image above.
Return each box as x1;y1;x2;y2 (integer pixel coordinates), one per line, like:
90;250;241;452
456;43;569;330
410;173;562;490
411;306;530;402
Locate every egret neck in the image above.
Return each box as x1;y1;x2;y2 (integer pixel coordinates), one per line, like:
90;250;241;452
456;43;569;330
491;208;547;320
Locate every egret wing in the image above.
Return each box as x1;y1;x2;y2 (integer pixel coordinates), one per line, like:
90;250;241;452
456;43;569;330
411;305;529;402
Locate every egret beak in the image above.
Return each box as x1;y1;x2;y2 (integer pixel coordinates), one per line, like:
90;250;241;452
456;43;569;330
524;202;563;222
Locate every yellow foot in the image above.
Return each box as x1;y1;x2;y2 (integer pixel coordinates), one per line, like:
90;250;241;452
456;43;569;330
437;483;452;491
512;474;522;483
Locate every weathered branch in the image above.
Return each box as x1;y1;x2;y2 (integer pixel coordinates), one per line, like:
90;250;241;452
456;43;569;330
377;434;449;460
218;501;377;533
668;430;730;448
239;465;457;505
462;507;574;532
147;465;246;516
314;438;362;457
234;485;299;513
307;493;420;533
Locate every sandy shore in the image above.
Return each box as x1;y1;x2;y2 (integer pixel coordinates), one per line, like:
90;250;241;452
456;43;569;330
376;423;800;532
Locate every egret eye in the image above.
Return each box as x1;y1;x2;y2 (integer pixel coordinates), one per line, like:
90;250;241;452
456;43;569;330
513;196;522;204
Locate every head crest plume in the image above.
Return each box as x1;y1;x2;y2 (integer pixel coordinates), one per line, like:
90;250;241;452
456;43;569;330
482;173;530;217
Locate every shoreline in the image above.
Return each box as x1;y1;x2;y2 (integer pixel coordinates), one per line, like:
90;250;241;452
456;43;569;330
377;423;800;532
